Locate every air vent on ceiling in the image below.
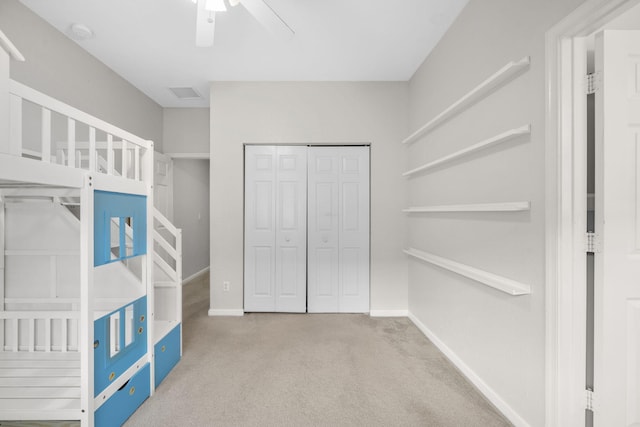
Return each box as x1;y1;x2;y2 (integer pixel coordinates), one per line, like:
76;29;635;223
169;87;202;99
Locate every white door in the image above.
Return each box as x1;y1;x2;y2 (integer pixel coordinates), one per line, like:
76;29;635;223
244;146;307;312
154;151;173;221
594;30;640;426
308;146;369;313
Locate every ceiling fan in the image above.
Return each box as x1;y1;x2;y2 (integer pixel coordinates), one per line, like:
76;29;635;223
194;0;294;47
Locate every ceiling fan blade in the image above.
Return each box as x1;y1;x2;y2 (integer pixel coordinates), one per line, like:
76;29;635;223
240;0;294;41
196;0;215;47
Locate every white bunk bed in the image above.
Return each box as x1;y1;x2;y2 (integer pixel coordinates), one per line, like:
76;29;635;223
0;30;182;426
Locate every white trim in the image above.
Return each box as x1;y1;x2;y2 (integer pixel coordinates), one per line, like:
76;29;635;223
408;311;529;427
0;153;84;188
165;152;210;159
182;266;210;286
92;173;147;195
208;309;244;317
369;310;408;317
93;354;148;410
544;1;640;426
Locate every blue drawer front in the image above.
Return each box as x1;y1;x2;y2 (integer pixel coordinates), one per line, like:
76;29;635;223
154;324;181;388
95;363;150;427
94;296;148;396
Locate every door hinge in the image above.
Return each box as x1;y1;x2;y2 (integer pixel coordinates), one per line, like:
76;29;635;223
586;388;595;412
586;232;601;253
585;72;601;95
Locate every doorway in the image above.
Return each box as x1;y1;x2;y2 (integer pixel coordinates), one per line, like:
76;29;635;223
545;0;640;425
243;145;370;314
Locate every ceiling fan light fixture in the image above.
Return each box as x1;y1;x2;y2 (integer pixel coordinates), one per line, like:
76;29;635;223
205;0;226;12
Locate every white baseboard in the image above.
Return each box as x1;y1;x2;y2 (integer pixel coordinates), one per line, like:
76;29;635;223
369;310;408;317
182;267;210;286
408;311;530;427
208;309;244;317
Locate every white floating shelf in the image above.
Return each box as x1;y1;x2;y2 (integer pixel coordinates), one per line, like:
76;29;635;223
402;56;530;145
404;247;531;296
402;124;531;177
403;201;530;213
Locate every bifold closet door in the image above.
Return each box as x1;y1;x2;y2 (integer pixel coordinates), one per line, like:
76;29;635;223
308;146;370;313
244;146;307;312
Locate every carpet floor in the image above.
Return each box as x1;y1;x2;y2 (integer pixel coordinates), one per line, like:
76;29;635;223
125;280;511;427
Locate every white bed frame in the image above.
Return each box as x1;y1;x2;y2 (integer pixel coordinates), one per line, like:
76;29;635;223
0;30;182;426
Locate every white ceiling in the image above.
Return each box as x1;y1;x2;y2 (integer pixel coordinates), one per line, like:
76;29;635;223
19;0;469;108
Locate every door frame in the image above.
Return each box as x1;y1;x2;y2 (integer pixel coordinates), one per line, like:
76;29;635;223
545;0;640;424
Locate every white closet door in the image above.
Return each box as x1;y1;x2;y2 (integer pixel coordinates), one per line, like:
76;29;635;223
274;146;307;312
593;30;640;426
244;146;307;312
307;150;340;312
308;146;369;313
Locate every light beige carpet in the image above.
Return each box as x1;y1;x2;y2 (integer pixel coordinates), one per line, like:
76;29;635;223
0;273;512;426
125;285;511;427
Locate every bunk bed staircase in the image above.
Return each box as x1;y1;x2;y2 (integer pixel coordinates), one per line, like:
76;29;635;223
0;30;183;426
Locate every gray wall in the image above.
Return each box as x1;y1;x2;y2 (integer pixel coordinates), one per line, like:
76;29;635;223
0;0;163;149
173;159;210;280
162;108;211;282
163;108;210;154
406;0;584;425
210;82;408;314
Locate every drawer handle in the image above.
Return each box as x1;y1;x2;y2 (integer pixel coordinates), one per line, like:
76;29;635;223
138;327;144;334
161;345;166;352
140;315;145;322
109;372;115;381
94;340;100;349
129;386;135;396
118;379;130;391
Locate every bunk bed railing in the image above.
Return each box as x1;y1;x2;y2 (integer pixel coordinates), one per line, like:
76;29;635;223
153;208;182;284
111;208;182;283
0;310;79;352
7;79;152;182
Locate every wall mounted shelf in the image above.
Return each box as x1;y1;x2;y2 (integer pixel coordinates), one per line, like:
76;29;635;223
404;247;531;296
402;56;530;145
402;201;530;213
402;125;531;177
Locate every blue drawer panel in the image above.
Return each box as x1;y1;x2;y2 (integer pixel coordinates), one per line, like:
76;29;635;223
94;296;148;396
154;323;181;388
95;363;150;427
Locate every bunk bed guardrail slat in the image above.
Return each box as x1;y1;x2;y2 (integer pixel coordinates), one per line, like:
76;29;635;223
8;79;152;183
0;311;79;352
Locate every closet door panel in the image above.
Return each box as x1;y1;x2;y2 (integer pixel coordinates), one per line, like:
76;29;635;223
314;248;335;296
274;146;307;312
308;151;340;312
337;148;370;313
308;147;369;313
244;146;277;312
252;247;273;296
